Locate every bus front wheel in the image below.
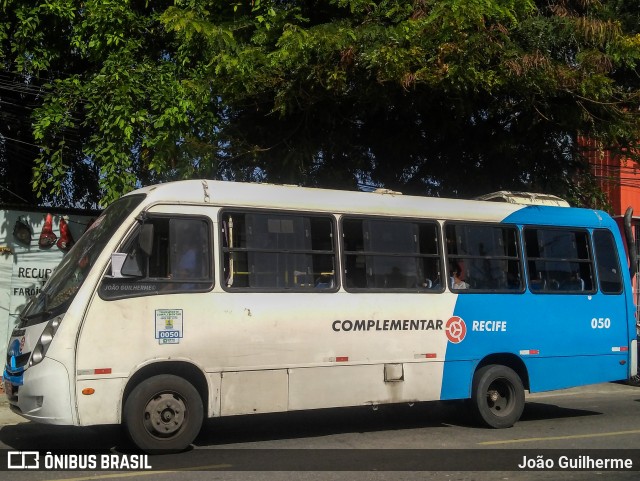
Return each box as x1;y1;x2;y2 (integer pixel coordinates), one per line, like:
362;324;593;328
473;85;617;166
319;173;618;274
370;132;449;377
471;364;524;429
124;374;204;453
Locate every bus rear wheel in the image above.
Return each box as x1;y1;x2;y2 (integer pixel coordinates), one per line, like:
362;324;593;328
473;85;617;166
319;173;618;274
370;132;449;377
124;374;204;453
471;364;524;429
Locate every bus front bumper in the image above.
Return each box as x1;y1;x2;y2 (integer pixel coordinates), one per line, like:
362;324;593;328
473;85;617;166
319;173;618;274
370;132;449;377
3;357;74;425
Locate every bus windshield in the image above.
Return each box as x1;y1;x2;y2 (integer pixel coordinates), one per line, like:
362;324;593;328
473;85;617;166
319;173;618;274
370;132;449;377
20;194;145;325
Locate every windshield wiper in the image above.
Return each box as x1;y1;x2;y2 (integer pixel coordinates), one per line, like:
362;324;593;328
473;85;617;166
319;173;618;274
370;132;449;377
25;307;51;320
19;309;52;328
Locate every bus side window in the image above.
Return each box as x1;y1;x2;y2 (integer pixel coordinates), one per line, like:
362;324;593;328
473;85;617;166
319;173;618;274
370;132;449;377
593;229;623;294
524;228;595;294
147;218;170;278
221;211;336;291
445;223;523;293
342;217;442;292
99;216;213;299
170;219;211;281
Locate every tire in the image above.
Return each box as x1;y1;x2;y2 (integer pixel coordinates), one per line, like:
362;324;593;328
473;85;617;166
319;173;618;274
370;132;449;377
471;364;524;429
124;374;204;453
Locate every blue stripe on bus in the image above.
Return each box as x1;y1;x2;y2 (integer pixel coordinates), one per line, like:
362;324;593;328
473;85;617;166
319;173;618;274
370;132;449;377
441;292;630;398
440;205;634;400
502;205;612;229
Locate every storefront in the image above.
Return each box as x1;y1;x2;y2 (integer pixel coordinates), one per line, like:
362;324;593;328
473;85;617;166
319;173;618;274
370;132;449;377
0;205;99;361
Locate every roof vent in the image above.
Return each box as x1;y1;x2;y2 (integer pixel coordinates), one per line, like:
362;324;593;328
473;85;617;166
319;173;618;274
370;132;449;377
372;188;403;195
475;191;569;207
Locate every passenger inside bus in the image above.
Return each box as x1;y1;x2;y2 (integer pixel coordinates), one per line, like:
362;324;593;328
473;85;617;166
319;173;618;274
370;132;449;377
451;263;469;290
173;223;207;281
175;239;200;280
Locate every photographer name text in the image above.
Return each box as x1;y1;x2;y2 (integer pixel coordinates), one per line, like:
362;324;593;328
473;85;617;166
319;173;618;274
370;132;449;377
518;454;633;470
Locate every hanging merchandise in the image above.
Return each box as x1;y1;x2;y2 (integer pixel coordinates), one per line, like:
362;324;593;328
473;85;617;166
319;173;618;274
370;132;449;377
57;217;75;251
39;213;58;248
13;216;32;246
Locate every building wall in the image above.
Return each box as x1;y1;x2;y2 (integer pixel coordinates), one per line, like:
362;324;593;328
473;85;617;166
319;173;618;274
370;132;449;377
0;207;97;362
580;136;640;316
579;135;640;216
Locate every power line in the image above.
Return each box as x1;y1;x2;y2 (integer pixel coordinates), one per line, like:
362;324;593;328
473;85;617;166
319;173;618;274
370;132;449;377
0;135;42;149
0;80;46;97
0;184;30;204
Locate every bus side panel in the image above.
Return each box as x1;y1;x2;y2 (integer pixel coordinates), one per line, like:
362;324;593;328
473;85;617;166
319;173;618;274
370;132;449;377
443;289;630;394
77;378;126;425
439;360;475;400
207;373;222;418
504;207;637;354
288;362;445;411
77;368;222;424
210;292;456;412
220;369;288;416
76;289;456;422
525;355;629;392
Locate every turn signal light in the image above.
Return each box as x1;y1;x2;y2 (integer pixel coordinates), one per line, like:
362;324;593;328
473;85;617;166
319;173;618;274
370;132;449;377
82;388;95;395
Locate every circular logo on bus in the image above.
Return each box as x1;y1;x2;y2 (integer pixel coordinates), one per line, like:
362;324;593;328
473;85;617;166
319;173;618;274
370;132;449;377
446;316;467;344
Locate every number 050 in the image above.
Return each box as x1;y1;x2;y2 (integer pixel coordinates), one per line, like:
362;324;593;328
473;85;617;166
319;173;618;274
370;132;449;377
591;317;611;329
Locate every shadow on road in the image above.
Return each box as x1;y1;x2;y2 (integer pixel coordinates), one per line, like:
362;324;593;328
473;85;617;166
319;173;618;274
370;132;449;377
197;402;454;446
520;401;601;423
0;399;603;452
0;422;126;451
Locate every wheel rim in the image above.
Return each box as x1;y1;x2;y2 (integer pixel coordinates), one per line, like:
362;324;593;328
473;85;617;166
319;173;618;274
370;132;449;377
143;392;187;438
485;378;516;417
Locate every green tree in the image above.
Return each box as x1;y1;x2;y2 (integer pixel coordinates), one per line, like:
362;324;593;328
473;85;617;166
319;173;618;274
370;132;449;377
162;0;640;201
1;0;222;206
0;71;44;206
1;0;639;208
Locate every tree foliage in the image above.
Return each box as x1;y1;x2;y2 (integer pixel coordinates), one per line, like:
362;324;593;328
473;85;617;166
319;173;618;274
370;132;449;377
1;0;639;207
1;0;221;206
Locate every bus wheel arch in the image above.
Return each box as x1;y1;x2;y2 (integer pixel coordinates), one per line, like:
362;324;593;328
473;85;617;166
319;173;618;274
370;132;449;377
121;362;208;453
475;354;530;391
471;355;527;429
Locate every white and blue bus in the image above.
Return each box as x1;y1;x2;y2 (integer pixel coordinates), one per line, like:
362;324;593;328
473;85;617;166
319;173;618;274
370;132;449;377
3;180;638;452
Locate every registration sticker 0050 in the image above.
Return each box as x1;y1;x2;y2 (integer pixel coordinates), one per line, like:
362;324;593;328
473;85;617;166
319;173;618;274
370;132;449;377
155;309;183;344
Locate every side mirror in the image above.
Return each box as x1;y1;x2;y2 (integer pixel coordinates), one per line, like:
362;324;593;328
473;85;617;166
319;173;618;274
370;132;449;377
139;224;154;257
119;224;154;277
120;252;144;277
624;206;637;278
110;223;154;278
110;253;128;278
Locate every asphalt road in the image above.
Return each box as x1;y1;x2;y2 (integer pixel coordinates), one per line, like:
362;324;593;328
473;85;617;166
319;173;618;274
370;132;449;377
1;382;640;480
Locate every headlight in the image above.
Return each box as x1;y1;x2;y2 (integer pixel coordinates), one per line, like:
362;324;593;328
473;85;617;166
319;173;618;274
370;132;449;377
40;326;54;345
29;316;64;367
30;345;44;366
